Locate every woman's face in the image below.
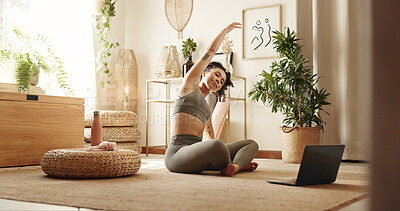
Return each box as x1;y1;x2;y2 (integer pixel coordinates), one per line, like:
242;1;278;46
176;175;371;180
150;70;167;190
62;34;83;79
202;68;226;92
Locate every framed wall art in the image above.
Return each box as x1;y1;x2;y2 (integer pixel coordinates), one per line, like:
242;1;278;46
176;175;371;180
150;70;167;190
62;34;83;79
242;4;282;60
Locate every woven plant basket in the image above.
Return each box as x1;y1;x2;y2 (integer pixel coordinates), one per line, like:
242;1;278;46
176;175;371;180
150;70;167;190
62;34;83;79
84;127;141;143
281;127;321;164
84;142;142;154
85;110;138;127
41;148;141;179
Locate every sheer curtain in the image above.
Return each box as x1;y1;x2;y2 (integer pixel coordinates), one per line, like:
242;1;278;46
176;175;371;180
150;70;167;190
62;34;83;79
313;0;372;161
0;0;97;110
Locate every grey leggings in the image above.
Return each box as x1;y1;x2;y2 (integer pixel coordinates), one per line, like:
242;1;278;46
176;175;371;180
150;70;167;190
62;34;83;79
164;135;259;173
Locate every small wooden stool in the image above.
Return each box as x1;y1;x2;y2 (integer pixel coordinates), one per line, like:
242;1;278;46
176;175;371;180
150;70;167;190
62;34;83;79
41;148;141;179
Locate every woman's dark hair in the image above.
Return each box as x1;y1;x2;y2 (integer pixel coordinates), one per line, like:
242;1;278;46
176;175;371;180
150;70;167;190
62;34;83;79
203;61;234;101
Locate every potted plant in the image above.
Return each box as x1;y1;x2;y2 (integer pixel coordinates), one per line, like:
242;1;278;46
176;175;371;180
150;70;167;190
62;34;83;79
181;37;197;77
94;0;119;88
248;28;331;163
0;29;73;95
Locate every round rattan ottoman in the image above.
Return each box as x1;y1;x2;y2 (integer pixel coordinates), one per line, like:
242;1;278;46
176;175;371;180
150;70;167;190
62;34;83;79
41;148;141;179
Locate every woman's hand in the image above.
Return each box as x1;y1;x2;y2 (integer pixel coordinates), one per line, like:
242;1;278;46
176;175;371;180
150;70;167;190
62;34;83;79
224;22;242;33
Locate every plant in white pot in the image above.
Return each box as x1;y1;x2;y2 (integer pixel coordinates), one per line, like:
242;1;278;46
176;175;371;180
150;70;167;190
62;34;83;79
0;29;73;95
248;28;331;163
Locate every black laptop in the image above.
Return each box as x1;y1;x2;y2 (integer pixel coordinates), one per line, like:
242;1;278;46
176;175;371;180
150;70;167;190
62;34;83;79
268;145;345;186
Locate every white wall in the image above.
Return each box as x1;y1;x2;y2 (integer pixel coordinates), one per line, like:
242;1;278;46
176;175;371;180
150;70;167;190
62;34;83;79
120;0;296;150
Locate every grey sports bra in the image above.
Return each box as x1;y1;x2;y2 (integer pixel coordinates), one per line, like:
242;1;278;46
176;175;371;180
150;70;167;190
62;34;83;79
173;89;211;124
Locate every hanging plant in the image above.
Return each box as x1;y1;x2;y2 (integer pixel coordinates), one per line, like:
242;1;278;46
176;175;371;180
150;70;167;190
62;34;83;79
95;0;119;88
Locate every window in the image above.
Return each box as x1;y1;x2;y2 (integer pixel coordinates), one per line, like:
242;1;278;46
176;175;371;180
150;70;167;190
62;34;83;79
0;0;96;105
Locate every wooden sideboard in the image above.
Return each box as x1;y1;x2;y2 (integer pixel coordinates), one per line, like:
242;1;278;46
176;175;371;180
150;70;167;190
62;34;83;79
0;91;84;167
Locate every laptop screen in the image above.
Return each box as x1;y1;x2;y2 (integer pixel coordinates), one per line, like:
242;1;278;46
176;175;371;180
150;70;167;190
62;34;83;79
296;145;345;185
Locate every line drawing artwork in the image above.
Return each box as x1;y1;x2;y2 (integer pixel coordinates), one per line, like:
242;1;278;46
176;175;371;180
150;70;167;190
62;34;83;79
264;18;272;47
251;20;264;50
250;18;272;51
243;4;281;59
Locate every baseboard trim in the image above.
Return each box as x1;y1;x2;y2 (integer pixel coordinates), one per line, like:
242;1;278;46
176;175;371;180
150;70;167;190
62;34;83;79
255;150;282;159
141;147;282;159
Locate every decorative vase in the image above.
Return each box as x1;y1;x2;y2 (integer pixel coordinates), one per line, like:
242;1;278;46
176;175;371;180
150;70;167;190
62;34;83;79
29;66;40;86
114;49;139;113
155;45;181;78
281;127;321;164
182;56;194;77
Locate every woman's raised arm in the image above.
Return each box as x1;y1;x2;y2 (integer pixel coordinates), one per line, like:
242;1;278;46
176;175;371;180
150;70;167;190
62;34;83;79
179;22;241;93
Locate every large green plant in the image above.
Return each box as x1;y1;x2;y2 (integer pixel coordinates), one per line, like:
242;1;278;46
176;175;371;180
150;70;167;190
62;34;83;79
181;37;197;60
248;28;330;130
95;0;119;88
0;29;73;95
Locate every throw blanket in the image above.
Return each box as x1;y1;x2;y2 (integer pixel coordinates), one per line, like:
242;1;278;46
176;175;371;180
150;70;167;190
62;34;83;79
87;141;117;151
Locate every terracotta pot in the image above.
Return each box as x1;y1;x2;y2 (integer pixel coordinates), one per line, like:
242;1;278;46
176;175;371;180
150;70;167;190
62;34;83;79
281;127;321;164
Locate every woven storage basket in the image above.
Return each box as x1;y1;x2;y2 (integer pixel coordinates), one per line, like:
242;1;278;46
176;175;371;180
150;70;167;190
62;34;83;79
84;127;141;143
84;142;142;154
85;110;138;127
41;148;141;179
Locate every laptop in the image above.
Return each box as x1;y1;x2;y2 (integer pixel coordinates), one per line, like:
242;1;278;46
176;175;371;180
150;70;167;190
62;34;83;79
268;145;345;186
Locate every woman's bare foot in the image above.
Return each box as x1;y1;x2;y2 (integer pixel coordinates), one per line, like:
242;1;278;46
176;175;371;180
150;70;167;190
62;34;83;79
221;164;240;177
239;162;258;172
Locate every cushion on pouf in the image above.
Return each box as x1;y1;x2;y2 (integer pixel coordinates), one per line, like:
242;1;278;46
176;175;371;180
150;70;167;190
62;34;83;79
84;142;142;154
41;149;141;179
85;110;138;127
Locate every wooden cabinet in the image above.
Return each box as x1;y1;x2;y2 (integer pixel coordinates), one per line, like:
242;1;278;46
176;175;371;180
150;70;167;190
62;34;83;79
0;91;84;167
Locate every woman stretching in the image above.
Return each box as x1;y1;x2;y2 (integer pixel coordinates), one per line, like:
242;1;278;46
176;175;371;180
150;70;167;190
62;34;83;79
164;22;259;176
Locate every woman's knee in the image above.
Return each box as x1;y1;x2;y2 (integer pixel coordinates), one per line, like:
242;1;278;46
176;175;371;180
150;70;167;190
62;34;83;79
207;139;229;154
241;139;259;153
248;139;259;151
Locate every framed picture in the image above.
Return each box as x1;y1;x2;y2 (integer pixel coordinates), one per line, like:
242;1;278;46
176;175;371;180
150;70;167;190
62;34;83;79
242;5;282;60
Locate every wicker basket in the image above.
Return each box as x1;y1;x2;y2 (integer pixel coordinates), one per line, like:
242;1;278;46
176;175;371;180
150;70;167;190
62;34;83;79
41;148;141;179
85;110;138;127
84;127;141;143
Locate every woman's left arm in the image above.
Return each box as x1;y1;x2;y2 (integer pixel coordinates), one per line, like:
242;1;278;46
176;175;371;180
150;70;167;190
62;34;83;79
202;119;214;140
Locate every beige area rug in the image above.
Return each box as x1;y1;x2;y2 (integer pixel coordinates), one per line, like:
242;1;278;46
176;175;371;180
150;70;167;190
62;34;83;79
0;155;369;211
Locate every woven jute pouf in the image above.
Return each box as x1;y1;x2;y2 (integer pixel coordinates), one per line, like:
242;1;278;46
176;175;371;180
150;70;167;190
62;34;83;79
41;149;141;179
85;110;138;127
84;127;141;143
84;142;142;154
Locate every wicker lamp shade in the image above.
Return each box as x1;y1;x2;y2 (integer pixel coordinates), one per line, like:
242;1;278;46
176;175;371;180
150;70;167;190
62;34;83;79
115;49;138;113
165;0;193;39
155;45;181;78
